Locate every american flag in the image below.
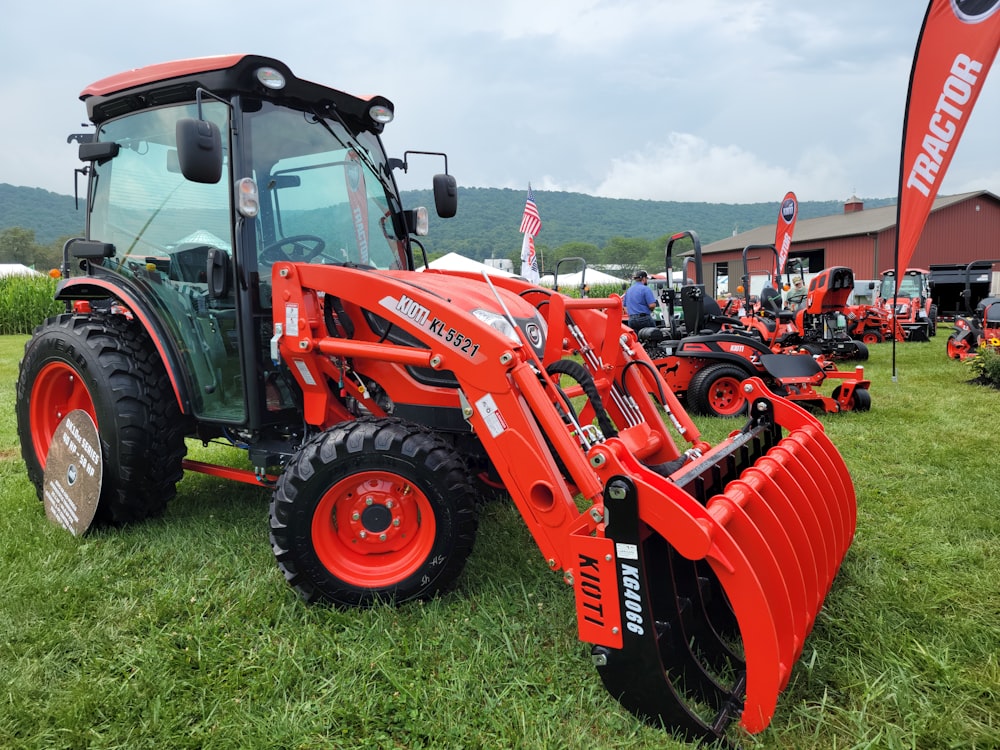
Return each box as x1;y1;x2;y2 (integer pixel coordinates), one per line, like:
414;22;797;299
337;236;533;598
519;186;542;238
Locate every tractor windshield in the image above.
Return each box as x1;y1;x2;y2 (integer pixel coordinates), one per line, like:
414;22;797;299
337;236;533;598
878;276;895;300
880;273;925;300
243;100;408;278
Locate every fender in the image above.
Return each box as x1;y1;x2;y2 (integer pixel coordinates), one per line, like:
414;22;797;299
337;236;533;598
56;275;194;414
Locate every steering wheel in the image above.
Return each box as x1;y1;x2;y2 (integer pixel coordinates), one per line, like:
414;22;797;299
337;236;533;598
260;234;327;265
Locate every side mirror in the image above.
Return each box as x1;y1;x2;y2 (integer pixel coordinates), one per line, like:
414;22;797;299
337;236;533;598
176;118;223;184
432;173;458;218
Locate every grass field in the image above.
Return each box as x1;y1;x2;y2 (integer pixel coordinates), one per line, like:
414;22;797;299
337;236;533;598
1;330;998;749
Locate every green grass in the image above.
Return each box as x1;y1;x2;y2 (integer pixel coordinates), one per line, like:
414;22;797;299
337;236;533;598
2;331;999;749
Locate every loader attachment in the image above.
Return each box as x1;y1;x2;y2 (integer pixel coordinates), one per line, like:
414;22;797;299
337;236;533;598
589;378;855;744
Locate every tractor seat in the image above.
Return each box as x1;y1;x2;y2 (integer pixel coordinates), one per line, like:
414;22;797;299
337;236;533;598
760;287;795;323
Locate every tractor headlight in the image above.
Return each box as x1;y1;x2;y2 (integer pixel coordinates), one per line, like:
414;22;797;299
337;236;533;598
471;309;548;352
472;309;520;343
255;67;286;90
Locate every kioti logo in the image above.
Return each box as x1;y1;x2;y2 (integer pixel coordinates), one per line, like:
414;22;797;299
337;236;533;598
781;198;797;222
952;0;1000;22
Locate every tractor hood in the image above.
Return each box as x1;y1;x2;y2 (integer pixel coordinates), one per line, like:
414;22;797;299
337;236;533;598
385;269;549;356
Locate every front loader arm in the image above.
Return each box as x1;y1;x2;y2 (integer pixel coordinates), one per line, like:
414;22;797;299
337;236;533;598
271;262;613;568
271;263;857;743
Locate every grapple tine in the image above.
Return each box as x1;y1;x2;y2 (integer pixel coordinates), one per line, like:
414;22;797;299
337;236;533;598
596;477;753;747
787;427;857;542
771;440;853;587
672;557;743;667
708;478;809;658
650;539;741;704
766;395;858;554
738;463;823;633
765;445;840;584
782;440;853;568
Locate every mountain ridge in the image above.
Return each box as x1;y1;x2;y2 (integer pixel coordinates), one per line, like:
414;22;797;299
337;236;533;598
0;182;895;261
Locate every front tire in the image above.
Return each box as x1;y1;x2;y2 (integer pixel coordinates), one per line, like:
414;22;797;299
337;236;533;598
832;385;872;412
15;313;188;525
946;335;969;360
269;418;479;607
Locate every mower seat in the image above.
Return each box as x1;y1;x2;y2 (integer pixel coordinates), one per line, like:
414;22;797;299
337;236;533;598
759;352;824;382
977;297;1000;324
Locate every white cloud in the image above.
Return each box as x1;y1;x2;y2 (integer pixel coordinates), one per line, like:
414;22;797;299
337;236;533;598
591;133;849;202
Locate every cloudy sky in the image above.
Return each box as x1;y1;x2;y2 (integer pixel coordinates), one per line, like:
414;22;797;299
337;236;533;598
4;1;999;204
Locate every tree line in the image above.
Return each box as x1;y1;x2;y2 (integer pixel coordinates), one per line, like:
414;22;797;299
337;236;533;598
1;182;894;277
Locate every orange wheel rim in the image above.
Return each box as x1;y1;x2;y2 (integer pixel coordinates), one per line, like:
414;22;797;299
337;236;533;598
709;376;745;416
30;362;96;470
311;470;436;588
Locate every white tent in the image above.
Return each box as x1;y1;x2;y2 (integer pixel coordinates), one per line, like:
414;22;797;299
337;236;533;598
541;269;625;288
0;263;43;278
418;252;518;277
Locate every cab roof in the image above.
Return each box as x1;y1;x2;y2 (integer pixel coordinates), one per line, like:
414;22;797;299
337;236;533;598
80;54;392;132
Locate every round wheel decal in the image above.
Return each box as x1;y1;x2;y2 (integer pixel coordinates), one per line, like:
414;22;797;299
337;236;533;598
43;409;103;535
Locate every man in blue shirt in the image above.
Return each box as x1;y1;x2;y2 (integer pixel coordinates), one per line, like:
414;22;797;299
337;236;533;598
624;270;657;332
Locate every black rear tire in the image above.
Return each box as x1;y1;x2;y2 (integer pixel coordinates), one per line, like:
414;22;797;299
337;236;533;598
15;313;188;525
687;363;750;418
269;417;479;607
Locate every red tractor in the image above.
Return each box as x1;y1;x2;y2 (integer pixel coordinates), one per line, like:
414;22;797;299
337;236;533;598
844;301;904;344
15;55;856;746
946;259;1000;360
840;280;904;344
875;268;938;341
638;233;871;417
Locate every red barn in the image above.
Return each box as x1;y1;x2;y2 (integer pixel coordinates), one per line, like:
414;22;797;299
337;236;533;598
702;190;1000;316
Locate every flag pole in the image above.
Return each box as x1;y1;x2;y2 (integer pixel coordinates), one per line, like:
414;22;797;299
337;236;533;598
891;2;933;383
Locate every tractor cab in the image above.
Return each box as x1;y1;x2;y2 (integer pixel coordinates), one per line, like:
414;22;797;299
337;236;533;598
62;55;456;432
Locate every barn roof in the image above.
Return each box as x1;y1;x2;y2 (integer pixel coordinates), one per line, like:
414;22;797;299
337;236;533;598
702;190;999;255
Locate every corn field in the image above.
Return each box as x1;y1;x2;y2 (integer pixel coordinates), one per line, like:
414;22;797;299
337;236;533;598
0;276;64;335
